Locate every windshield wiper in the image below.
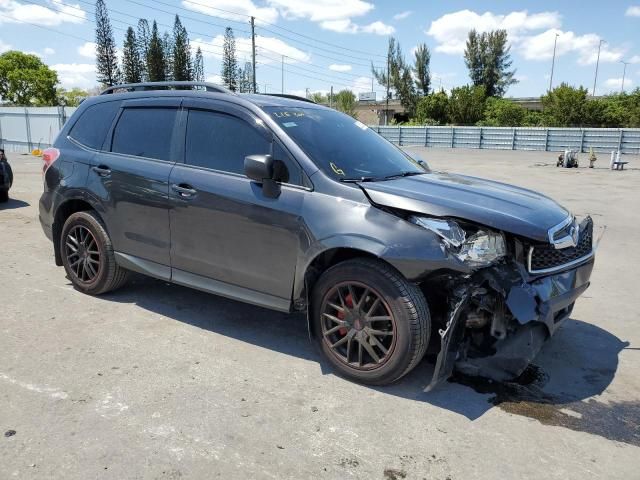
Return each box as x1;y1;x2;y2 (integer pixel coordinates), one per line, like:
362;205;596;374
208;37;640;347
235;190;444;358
382;171;426;180
339;176;378;183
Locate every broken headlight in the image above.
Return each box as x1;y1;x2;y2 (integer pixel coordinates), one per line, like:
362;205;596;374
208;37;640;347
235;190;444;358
409;216;506;267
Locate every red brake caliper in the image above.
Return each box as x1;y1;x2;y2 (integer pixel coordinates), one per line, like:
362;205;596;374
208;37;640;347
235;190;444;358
337;293;353;336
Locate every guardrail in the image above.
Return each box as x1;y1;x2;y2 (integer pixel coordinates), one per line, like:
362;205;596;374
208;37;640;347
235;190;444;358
1;107;639;155
371;126;640;155
0;106;76;153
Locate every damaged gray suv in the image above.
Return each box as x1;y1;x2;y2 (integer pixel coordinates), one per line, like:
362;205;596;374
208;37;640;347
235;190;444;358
39;82;596;390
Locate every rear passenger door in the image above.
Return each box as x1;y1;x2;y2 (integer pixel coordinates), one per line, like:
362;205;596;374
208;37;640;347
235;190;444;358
168;101;307;307
86;98;182;270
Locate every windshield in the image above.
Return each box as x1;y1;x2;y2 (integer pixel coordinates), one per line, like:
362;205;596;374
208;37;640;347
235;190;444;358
264;106;427;181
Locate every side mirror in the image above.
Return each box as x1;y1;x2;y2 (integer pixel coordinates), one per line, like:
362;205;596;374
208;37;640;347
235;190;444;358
244;154;280;198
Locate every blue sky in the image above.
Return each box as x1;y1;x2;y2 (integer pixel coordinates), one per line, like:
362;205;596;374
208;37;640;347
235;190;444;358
0;0;639;98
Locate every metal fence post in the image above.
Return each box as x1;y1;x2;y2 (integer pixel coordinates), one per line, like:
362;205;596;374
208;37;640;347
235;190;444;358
478;127;483;149
451;127;455;148
511;128;516;150
24;107;33;152
544;128;549;151
424;126;428;147
618;129;624;153
398;127;403;146
580;129;585;153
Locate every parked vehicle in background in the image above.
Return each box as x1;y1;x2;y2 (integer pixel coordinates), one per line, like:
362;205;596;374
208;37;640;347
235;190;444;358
0;148;13;202
38;82;596;389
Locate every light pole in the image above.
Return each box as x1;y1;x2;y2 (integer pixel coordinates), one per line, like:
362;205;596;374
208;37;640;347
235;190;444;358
620;60;630;93
549;33;559;91
592;39;605;96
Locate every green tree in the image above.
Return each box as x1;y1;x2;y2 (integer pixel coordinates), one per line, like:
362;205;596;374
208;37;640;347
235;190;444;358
172;15;192;81
481;97;527;126
193;47;204;82
136;19;151;81
221;27;238;91
448;85;486;125
464;29;516;97
95;0;120;86
413;43;431;96
0;51;58;105
57;87;89;107
541;83;589;127
163;31;174;81
372;37;418;118
237;62;253;93
414;90;449;124
334;89;357;118
146;21;166;82
309;92;327;104
122;27;142;84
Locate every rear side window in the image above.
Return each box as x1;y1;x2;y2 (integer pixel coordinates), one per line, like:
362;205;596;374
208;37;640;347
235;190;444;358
185;110;270;175
111;108;178;161
68;101;121;150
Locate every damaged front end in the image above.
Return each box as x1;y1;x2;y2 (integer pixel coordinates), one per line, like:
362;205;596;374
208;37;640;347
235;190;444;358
424;216;598;392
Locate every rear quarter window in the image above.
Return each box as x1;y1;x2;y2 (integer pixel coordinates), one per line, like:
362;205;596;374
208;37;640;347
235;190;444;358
68;100;121;150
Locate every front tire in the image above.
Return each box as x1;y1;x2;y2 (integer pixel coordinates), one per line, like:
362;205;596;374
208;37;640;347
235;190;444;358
60;211;129;295
311;258;430;385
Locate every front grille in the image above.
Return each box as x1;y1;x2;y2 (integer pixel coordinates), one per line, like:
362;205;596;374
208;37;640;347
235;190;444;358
529;217;593;273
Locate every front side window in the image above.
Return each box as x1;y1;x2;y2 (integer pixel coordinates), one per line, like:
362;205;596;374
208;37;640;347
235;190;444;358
69;100;121;150
111;107;178;161
185;109;270;175
264;107;426;181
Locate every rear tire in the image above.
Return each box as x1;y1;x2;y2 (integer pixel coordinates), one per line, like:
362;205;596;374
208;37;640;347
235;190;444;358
60;210;129;295
311;258;430;385
0;189;8;203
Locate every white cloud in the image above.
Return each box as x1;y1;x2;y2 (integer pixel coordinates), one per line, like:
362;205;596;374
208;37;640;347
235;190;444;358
521;29;623;65
427;9;561;54
77;41;96;59
630;55;640;64
351;75;374;94
361;21;394;35
393;11;412;21
266;0;373;22
206;74;223;84
329;64;352;72
181;0;278;24
43;47;55;55
625;5;640;16
52;63;96;89
0;39;11;53
192;35;310;64
604;77;633;91
0;0;85;26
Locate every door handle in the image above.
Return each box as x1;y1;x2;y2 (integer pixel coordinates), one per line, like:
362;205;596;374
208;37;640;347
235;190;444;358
91;165;111;177
171;183;197;198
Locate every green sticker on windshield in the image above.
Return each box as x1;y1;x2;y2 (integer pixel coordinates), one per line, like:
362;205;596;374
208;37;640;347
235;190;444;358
283;121;297;128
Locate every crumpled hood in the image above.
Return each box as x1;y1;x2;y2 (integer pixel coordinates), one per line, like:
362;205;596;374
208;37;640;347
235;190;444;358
360;172;570;242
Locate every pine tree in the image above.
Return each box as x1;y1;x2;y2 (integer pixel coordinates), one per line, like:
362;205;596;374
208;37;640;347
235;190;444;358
464;29;517;97
193;47;204;82
238;62;252;92
372;38;417;117
163;31;174;81
95;0;120;86
221;27;238;91
122;27;142;84
172;15;192;81
136;19;151;81
147;21;166;82
413;43;431;96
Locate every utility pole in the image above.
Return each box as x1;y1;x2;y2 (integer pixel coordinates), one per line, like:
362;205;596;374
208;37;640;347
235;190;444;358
592;39;605;96
281;55;284;94
620;60;630;93
385;51;390;125
250;16;257;94
305;87;309;99
549;33;559;91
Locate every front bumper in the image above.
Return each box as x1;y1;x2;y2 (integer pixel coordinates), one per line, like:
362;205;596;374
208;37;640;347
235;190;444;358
425;255;594;391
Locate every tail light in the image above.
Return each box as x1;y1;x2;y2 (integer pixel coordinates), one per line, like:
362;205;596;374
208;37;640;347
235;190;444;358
42;147;60;174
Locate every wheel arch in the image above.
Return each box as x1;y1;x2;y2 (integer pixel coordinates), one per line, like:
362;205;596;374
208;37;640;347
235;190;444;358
52;195;106;266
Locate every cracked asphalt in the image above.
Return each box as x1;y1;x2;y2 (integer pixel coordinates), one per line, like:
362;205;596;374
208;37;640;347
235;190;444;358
1;148;639;479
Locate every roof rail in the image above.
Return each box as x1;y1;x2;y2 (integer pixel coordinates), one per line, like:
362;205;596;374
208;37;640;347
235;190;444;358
100;81;233;95
260;93;316;104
